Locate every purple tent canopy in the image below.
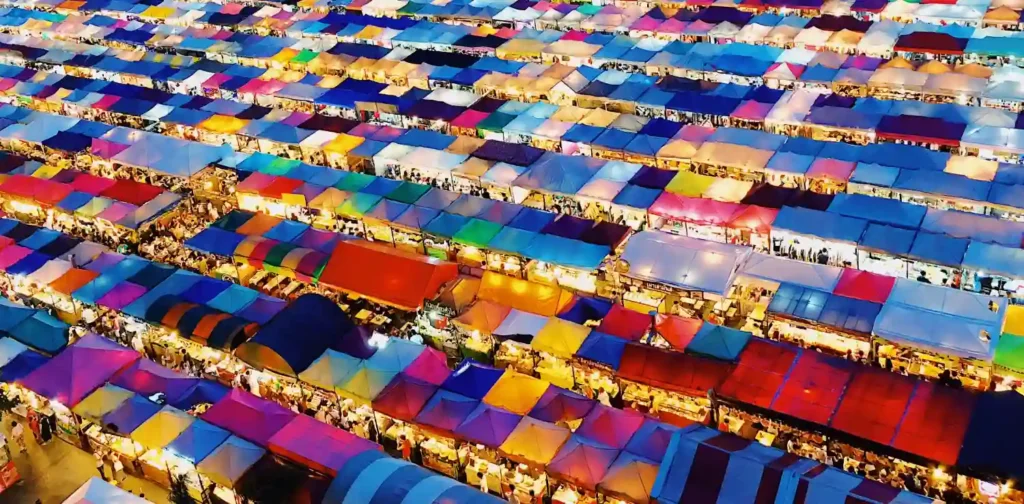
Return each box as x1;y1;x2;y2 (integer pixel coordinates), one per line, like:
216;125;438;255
528;387;596;424
851;0;886;11
414;390;479;436
110;359;198;404
453;403;521;446
472;140;544;167
405;101;465;122
580;222;631;248
202;389;297;446
84;252;125;273
541;215;594;240
629;166;677;190
235;295;286;325
96;281;148;310
294;228;343;254
876;115;966;146
335;325;377;359
624;418;679;463
18;333;140;407
102;394;161;434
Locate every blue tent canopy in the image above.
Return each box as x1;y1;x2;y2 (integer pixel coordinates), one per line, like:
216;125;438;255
962;241;1024;279
686;324;751;361
767;283;829;321
575;331;627;370
323;449;502;504
826;193;925;229
0;349;48;382
441;360;503;400
524;235;608;270
908;231;968;267
7;311;69;355
857;224;916;256
772;206;867;244
185;228;245;257
817;295;880;334
234;294;355;376
958;391;1024;481
166;419;231;464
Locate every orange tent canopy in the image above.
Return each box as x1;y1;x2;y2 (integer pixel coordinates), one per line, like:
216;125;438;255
319;241;458;310
49;268;100;295
476;271;574;317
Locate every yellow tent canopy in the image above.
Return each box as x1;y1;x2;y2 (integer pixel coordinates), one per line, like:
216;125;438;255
1004;305;1024;337
665;171;717;197
323;134;365;155
130;406;195;450
483;370;550;415
72;384;133;422
500;417;571;466
476;271;574;317
200;115;250;135
531;318;591;359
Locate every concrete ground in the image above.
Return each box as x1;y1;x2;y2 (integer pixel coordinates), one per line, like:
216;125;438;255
0;417;169;504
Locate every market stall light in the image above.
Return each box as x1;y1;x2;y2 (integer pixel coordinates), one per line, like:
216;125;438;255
369;332;390;349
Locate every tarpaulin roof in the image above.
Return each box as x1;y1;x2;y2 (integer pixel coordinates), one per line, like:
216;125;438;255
482;370;549;415
202;388;297;446
414;389;479;436
18;333;139;407
453;403;522;446
576;404;645;449
197;435;266;489
402;346;450;386
319;241;457;310
442;360;504;400
499;416;571;466
599;452;659;504
528;386;595;424
653;425;930;504
268;415;376;477
372;373;438;422
130;406;195;451
547;435;620;490
235;294;354;377
958;391;1024;481
166;419;231;464
110;359;197;405
619;232;750;295
63;478;149;504
323;450;504;504
619;343;733;397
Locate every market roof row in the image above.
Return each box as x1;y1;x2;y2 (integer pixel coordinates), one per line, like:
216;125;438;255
8;0;1024;69
2;332;501;503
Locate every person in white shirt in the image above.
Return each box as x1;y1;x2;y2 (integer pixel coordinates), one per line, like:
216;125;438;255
597;389;611;407
10;421;24;453
478;472;489;495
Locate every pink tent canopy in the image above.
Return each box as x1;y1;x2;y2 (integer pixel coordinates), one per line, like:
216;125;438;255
268;415;378;476
0;245;32;271
96;281;148;310
18;334;140;407
202;389;297;445
402;346;451;385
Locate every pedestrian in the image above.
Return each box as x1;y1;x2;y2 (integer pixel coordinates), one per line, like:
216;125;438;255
111;454;125;483
400;434;412;461
478;472;489;495
10;421;25;454
95;451;108;481
27;410;40;443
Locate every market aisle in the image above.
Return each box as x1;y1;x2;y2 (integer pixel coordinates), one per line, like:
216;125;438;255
0;419;168;504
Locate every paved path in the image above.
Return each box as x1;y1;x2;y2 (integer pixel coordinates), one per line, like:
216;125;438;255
0;417;169;504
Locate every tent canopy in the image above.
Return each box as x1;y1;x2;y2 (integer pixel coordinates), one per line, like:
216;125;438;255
319;241;458;310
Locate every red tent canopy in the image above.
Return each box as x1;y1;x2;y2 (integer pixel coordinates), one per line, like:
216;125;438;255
716;339;798;409
648;194;741;226
832;269;895;304
725;205;778;234
618;344;733;397
829;368;916;446
770;350;856;425
319;241;458;310
597;305;651;341
99;179;164;207
267;415;377;476
890;380;975;465
653;314;703;350
894;32;966;55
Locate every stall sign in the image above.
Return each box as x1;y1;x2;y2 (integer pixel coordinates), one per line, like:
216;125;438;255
0;460;19;492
